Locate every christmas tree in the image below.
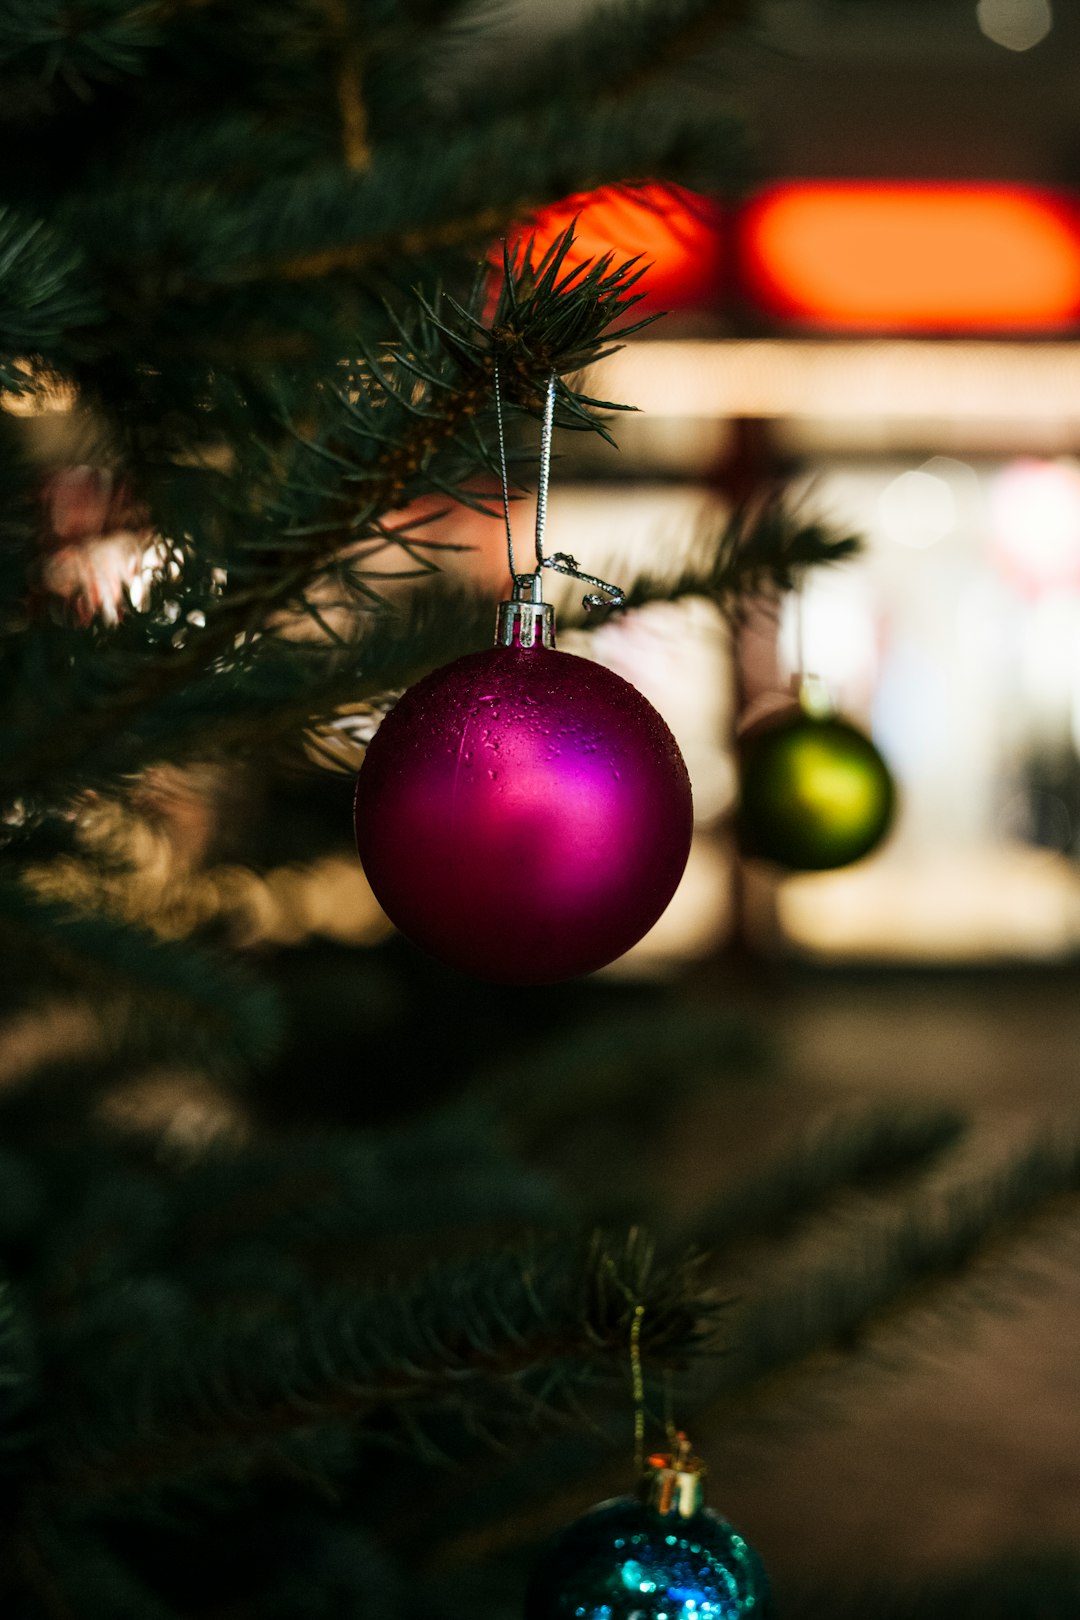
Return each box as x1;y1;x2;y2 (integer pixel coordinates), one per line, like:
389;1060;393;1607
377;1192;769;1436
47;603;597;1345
0;2;1077;1616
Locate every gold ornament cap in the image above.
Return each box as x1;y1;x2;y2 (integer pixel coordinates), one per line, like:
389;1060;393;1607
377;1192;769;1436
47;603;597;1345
640;1432;706;1519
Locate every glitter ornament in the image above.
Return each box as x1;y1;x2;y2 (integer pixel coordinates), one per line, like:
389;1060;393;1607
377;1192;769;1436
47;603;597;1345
354;365;693;983
737;699;895;871
526;1438;773;1620
354;587;693;982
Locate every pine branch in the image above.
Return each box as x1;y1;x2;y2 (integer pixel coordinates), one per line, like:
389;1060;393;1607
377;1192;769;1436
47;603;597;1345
485;1005;768;1156
0;2;166;92
0;464;865;802
0;207;101;382
0;1283;45;1615
0;1148;45;1247
65;93;744;306
11;1521;178;1620
0;1279;37;1469
471;0;756;120
0;237;650;801
681;1106;967;1254
588;0;756;102
164;1111;562;1265
0;487;863;799
322;0;372;173
617;497;862;619
405;1137;1080;1578
705;1135;1080;1406
50;1232;718;1497
0;595;456;811
27;1144;196;1334
0;580;495;804
0;879;282;1072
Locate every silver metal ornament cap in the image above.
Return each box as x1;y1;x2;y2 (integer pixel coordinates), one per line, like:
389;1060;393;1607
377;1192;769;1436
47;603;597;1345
798;672;833;718
494;573;556;649
640;1434;706;1519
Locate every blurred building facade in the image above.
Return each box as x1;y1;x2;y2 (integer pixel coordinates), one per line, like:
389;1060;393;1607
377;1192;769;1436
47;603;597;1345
487;0;1080;970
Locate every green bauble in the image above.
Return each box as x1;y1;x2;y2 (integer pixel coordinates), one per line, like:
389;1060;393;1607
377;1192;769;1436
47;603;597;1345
738;710;895;871
526;1444;772;1620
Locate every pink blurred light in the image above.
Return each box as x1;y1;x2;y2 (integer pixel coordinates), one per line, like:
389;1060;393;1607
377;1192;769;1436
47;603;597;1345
989;458;1080;594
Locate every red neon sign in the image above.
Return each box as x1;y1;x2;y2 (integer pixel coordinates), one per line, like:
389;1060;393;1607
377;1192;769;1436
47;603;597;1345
739;183;1080;332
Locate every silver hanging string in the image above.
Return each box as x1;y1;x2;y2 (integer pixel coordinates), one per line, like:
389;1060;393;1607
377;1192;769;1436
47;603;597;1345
533;371;556;572
544;553;625;611
491;357;625;612
492;359;518;582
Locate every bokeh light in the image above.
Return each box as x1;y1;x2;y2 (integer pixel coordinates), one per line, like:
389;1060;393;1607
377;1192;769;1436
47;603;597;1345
507;182;724;312
976;0;1053;52
739;183;1080;331
989;458;1080;593
878;468;957;550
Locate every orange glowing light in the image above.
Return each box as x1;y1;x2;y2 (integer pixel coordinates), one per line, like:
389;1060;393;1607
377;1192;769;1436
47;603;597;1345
506;183;723;311
739;184;1080;332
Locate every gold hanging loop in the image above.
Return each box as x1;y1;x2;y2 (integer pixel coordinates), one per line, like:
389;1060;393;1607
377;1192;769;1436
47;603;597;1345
630;1302;646;1475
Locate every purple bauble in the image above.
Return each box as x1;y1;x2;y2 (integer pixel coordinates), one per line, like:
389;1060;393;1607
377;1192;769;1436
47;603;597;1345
354;640;693;983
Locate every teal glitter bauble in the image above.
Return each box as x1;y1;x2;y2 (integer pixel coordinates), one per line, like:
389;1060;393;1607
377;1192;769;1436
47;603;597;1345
526;1447;772;1620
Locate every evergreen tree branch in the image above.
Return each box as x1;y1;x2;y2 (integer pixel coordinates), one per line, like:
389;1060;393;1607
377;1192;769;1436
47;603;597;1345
591;0;756;102
51;1232;718;1497
618;497;862;618
7;591;497;801
706;1135;1080;1407
13;1521;177;1620
0;480;863;805
0;1;166;91
0;207;101;380
473;0;756;119
408;1137;1080;1577
165;1112;563;1265
0;1279;37;1470
0;879;282;1071
7;1520;80;1620
322;0;372;174
485;1005;768;1157
681;1106;967;1254
3;484;856;796
0;237;650;801
65;94;744;307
